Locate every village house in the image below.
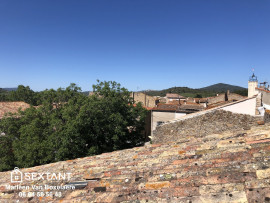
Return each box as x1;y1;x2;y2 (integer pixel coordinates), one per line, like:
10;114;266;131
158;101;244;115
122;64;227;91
150;103;204;134
257;87;270;110
150;73;265;136
252;79;270;111
165;93;186;104
130;92;159;108
187;97;208;107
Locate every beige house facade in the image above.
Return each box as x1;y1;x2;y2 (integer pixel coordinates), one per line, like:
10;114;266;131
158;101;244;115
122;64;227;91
130;92;158;108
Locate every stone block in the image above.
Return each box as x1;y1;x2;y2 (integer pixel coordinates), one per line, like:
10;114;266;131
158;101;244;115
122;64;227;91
245;179;270;189
199;183;245;194
145;181;170;190
246;188;270;203
256;168;270;179
172;186;200;197
199;191;248;203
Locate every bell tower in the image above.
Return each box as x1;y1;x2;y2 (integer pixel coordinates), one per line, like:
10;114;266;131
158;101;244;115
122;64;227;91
248;72;258;97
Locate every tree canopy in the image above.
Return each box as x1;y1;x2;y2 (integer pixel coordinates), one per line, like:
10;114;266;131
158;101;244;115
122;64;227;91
0;85;39;105
0;81;148;171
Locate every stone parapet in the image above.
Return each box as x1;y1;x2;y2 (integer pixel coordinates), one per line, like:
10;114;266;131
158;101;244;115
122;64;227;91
153;110;263;144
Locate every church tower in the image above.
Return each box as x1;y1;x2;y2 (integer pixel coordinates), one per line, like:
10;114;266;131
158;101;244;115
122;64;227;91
248;72;258;97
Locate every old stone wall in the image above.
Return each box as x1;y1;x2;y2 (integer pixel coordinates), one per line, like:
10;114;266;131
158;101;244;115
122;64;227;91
153;110;262;144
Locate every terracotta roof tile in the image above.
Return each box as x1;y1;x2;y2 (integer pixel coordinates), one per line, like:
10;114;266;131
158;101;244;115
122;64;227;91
194;98;208;103
256;87;270;93
166;93;186;99
153;103;204;111
179;104;205;110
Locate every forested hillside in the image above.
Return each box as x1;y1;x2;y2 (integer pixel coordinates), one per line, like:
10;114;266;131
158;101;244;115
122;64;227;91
145;83;247;97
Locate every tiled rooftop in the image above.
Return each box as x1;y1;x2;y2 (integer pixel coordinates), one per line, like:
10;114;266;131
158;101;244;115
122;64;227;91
1;123;270;202
166;93;185;99
179;104;205;111
206;101;235;109
256;87;270;93
153;103;204;112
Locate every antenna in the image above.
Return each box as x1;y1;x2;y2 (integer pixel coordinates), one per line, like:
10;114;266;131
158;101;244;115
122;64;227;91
265;79;270;90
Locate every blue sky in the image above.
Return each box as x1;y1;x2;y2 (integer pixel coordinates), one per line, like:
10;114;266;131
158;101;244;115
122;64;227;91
0;0;269;91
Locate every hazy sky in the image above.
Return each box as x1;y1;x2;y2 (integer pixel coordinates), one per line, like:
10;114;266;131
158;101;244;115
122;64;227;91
0;0;269;91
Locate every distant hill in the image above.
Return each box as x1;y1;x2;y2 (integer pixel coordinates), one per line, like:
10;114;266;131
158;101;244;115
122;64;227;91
145;83;247;98
1;88;17;91
199;83;246;92
0;87;90;96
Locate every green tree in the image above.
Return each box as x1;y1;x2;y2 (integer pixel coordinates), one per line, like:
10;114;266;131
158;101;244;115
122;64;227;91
233;89;248;96
79;81;148;155
195;94;203;98
0;88;9;101
0;135;15;171
0;85;40;105
9;85;37;105
0;81;148;171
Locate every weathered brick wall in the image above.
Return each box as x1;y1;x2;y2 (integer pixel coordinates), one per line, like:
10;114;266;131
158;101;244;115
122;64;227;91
153;110;262;144
265;110;270;123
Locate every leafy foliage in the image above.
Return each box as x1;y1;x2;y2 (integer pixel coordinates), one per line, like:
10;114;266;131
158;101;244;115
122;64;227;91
233;89;248;96
0;85;39;105
0;81;148;171
195;94;203;98
0;84;88;105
